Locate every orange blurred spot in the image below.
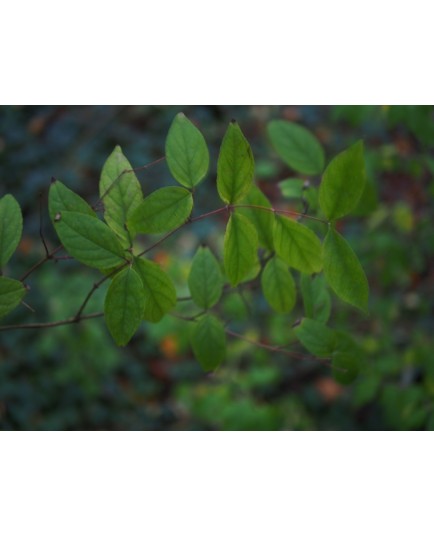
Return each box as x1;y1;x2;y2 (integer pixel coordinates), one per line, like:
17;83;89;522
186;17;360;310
153;251;170;268
17;237;34;255
315;377;344;402
160;335;179;361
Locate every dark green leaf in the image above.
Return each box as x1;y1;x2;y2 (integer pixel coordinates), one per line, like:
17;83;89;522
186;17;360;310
0;277;26;319
261;257;296;313
128;186;193;235
267;120;325;175
323;228;369;312
224;212;258;286
191;314;226;371
53;211;127;270
49;180;95;221
294;318;336;358
0;194;23;267
188;247;223;309
332;352;359;385
273;215;322;274
319;140;366;221
104;267;145;346
99;146;143;246
217;121;254;204
300;273;331;323
165;112;209;188
133;258;176;322
236;185;274;250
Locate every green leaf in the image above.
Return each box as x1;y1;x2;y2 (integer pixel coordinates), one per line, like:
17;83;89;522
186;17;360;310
188;247;223;309
273;215;322;274
99;146;143;246
224;212;258;286
0;194;23;267
323;228;369;312
132;258;176;322
319;140;366;221
128;186;193;235
236;185;274;250
165;112;209;188
294;318;336;358
300;273;331;323
53;211;127;270
261;257;296;313
267;120;325;175
278;178;305;199
49;180;95;220
332;352;359;385
0;277;26;319
191;314;226;371
104;267;145;346
217;121;254;204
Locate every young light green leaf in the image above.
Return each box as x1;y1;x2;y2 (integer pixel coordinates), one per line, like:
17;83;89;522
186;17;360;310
323;227;369;312
132;258;176;322
165;112;209;188
127;186;193;235
267;120;325;175
224;212;258;286
191;314;226;372
99;146;143;246
278;178;305;199
0;277;26;319
188;247;223;309
0;194;23;267
53;211;127;270
217;121;254;204
236;185;274;250
261;257;296;313
49;180;95;221
319;140;366;221
300;273;331;323
273;216;323;274
104;267;145;346
294;318;336;358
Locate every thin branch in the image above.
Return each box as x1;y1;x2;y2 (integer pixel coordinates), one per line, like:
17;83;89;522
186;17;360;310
94;156;166;210
73;262;127;320
225;328;335;368
233;204;328;224
19;245;63;282
136;206;229;258
0;312;104;332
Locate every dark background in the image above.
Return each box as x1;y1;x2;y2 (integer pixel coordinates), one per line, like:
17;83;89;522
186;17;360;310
0;105;433;430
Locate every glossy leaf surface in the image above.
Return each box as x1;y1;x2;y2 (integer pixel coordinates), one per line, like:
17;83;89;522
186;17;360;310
0;277;26;319
217;121;254;204
191;314;226;371
128;186;193;235
237;185;274;250
224;212;258;286
0;194;23;267
53;211;126;270
319;141;366;221
165;113;209;188
267;120;325;175
323;227;369;312
100;146;143;246
104;267;145;346
273;216;322;274
133;258;176;322
261;257;296;313
188;247;223;309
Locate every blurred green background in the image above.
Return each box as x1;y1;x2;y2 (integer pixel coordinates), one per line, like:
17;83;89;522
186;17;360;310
0;105;433;430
